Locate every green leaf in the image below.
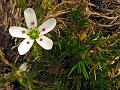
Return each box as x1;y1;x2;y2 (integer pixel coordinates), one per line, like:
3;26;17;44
58;80;63;90
16;0;27;10
80;61;89;80
68;63;78;77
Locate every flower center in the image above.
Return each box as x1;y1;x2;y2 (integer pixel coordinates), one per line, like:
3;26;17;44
27;28;40;39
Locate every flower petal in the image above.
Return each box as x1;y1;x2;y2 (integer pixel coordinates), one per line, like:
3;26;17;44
19;62;28;71
36;36;53;50
18;38;34;55
24;8;37;29
38;18;56;35
9;26;29;38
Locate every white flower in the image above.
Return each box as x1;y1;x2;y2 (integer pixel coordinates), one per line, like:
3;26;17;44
9;8;56;55
19;62;28;72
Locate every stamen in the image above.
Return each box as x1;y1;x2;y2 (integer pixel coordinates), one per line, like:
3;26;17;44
27;28;40;39
40;38;43;41
26;41;30;44
42;28;46;31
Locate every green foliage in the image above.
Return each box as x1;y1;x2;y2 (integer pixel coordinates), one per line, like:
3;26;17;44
69;7;89;30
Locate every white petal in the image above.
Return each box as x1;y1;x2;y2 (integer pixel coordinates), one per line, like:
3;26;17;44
19;62;28;71
38;18;56;35
24;8;37;29
18;38;34;55
36;36;53;50
9;26;29;38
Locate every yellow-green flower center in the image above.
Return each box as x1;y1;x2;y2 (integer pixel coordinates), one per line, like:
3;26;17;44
27;28;40;39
